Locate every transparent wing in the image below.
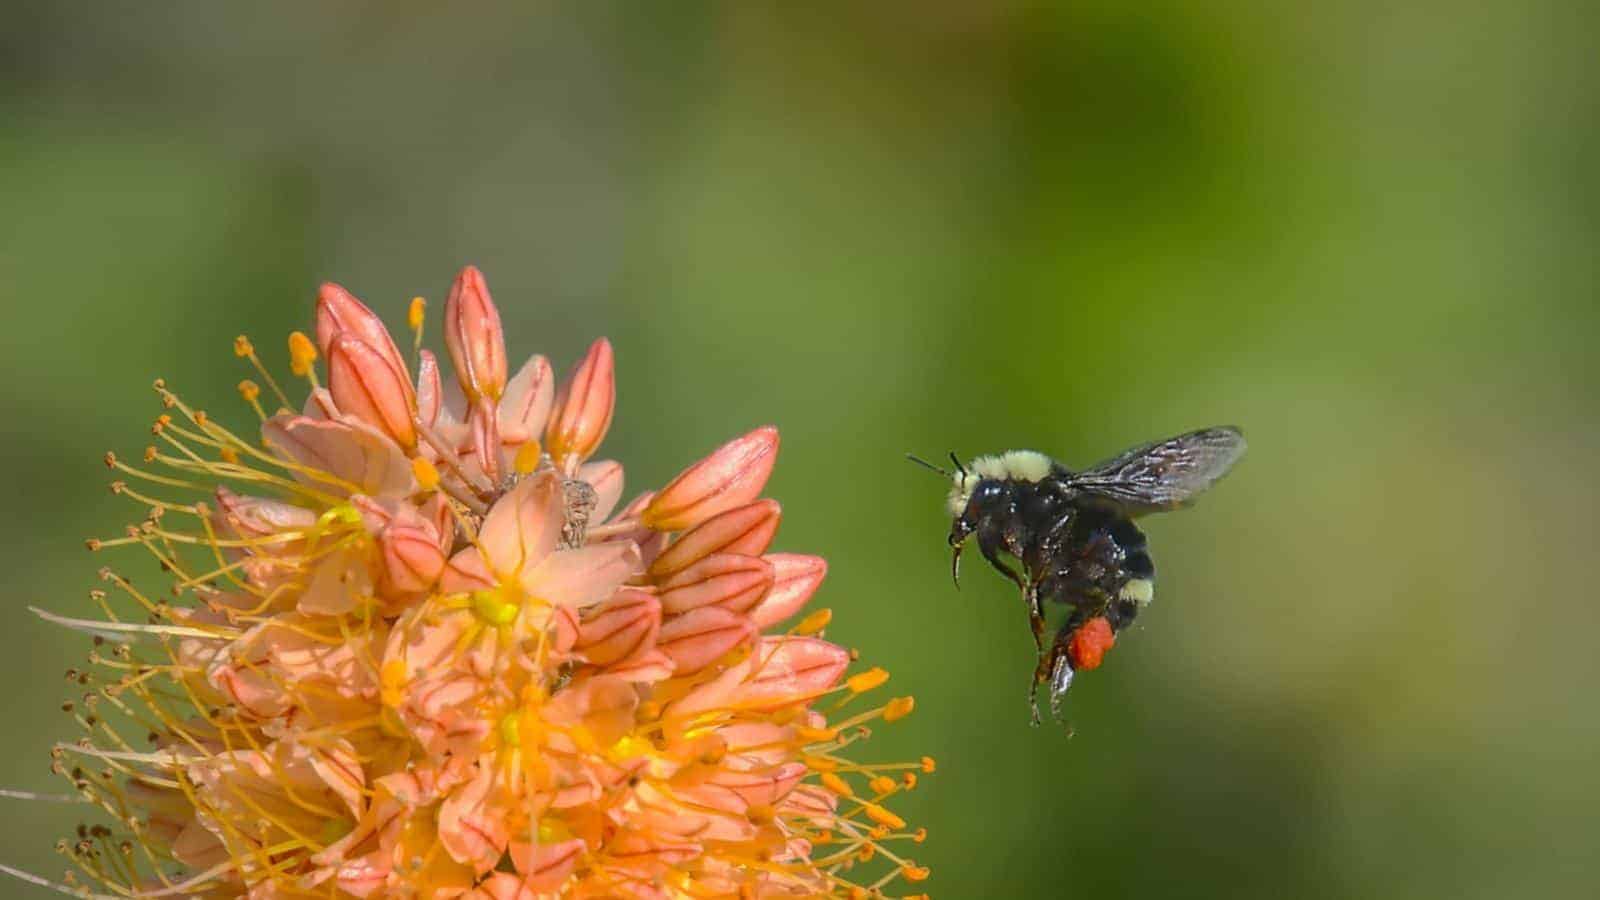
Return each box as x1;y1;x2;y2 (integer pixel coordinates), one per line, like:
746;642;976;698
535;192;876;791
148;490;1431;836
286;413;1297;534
1066;426;1246;515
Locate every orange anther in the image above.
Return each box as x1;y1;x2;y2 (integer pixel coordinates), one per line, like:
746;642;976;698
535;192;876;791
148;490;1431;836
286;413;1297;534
513;440;543;475
794;608;832;635
411;457;440;491
288;331;318;377
846;667;889;693
802;754;837;773
884;696;915;722
796;725;838;744
864;803;904;830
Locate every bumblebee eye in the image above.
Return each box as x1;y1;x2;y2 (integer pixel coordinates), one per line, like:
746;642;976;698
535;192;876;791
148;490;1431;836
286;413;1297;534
973;481;1004;503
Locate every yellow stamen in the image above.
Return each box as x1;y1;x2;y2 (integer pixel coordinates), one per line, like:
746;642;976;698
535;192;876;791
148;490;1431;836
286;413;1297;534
316;504;362;529
287;331;318;378
234;334;291;409
902;864;930;882
864;803;905;830
746;803;775;825
920;756;937;773
472;591;519;627
796;724;838;743
408;296;426;360
869;775;896;795
802;754;837;772
537;817;573;843
846;667;889;693
794;608;832;635
411;457;441;491
821;772;853;797
497;713;521;748
379;660;406;708
884;696;915;722
513;440;543;475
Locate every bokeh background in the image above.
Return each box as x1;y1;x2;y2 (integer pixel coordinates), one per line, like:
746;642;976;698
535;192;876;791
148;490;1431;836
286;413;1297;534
2;2;1595;897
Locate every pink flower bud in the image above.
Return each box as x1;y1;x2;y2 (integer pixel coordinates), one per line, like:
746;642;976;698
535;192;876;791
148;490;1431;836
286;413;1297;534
545;338;615;470
262;414;417;499
468;397;502;484
576;460;625;523
461;873;535;900
667;636;848;720
438;768;510;874
576;589;661;667
303;387;339;420
648;500;781;578
328;334;417;448
499;354;554;445
748;554;828;628
658;553;774;616
603;649;674;683
504;841;586;894
443;265;508;402
684;762;807;808
543;675;638;747
643;427;779;531
416;349;442;427
316;283;409;380
656;607;756;675
212;486;316;538
381;520;448;594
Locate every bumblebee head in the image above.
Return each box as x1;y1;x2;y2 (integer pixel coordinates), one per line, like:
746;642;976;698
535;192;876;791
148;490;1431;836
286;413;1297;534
944;455;982;518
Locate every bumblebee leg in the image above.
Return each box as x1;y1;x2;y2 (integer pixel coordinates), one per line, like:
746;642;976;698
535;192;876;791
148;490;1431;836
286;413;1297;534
1029;634;1076;727
1039;621;1083;725
1027;585;1046;653
977;534;1024;590
1028;655;1047;727
1048;648;1075;724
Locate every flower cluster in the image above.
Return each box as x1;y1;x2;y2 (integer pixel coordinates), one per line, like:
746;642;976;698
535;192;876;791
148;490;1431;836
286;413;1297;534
42;269;931;899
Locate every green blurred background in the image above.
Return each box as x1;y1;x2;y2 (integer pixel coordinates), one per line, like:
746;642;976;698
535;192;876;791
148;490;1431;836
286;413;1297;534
2;2;1595;897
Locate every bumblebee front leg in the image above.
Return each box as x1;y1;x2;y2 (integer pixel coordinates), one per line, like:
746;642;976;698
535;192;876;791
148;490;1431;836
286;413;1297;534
975;519;1025;590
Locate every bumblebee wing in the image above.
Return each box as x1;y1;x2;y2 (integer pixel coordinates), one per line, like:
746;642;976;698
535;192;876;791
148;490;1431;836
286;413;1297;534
1065;426;1246;515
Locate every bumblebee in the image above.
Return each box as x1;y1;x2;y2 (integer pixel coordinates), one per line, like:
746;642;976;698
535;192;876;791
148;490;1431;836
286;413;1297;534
912;426;1245;724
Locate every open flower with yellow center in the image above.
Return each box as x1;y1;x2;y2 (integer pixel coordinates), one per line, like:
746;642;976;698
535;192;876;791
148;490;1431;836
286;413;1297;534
27;268;932;900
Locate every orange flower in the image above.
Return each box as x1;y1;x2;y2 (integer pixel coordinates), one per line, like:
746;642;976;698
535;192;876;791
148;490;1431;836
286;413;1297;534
32;267;931;899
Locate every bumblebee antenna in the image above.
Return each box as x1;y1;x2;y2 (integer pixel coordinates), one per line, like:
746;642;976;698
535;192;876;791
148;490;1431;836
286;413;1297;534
947;452;967;477
904;453;950;477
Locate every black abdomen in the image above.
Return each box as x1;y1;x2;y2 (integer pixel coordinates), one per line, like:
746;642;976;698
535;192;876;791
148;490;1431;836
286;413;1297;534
1029;505;1154;633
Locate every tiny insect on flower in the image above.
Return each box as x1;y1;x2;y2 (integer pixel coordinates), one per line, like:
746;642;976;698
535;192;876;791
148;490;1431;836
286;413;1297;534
25;267;932;900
